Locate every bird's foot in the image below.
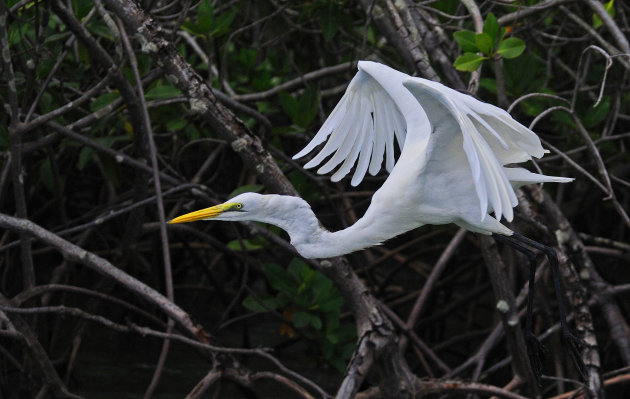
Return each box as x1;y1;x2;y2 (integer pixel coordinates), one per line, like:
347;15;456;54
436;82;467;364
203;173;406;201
525;331;547;386
561;328;587;379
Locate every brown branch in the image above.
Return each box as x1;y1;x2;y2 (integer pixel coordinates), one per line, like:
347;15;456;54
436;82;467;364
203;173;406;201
0;295;83;399
521;186;604;397
233;61;356;102
114;12;176;397
222;368;319;399
399;228;467;351
382;0;440;81
101;0;297;196
0;213;200;336
185;369;221;399
357;378;529;399
479;236;539;394
101;2;422;398
549;372;630;399
459;0;483;94
585;0;630;54
1;0;35;289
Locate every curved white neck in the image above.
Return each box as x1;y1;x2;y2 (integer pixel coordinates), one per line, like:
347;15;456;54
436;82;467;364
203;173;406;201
257;202;387;259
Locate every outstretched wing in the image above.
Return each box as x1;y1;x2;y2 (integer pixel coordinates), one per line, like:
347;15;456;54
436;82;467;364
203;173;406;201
403;78;547;222
293;65;407;186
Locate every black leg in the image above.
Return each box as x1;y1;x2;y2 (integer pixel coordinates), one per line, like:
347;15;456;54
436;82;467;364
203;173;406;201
493;234;547;384
508;232;587;378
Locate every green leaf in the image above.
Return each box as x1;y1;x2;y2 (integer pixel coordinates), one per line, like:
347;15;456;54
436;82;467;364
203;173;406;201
264;264;296;295
88;20;115;41
182;1;236;37
196;0;214;32
583;96;610;127
327;332;340;344
310;315;322;330
593;0;615;28
319;296;343;313
483;12;499;46
77;147;95;170
166;118;187;132
227;239;265;251
497;37;526;59
44;31;71;44
475;33;494;55
144;84;181;101
228;184;264;198
278;91;299;122
326;313;340;332
38;158;55;193
99;155;121;188
320;3;341;42
90;92;120;112
453;30;478;52
242;295;279;312
290;258;313;283
293;311;312;328
39;92;54;114
211;8;237;37
454;53;486;71
479;77;497;94
295;89;318;128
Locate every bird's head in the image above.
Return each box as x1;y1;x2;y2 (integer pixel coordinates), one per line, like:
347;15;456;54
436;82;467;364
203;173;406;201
168;192;266;224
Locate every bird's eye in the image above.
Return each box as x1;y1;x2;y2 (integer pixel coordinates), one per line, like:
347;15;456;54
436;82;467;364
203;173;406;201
235;203;243;210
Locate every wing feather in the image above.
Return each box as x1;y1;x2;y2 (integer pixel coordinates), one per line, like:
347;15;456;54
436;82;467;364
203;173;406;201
404;79;517;222
317;98;363;174
381;99;398;172
352;98;376;185
293;90;351;160
369;90;387;175
294;67;406;184
421;79;547;164
333;110;370;182
304;93;359;169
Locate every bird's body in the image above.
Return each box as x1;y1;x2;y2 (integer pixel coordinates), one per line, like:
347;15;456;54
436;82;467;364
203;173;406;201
170;60;571;257
169;60;583;379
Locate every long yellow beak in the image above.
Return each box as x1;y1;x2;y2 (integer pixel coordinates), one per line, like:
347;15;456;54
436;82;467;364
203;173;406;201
168;203;234;224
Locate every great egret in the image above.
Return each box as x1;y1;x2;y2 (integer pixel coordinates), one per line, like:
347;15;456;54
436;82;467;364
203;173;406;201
170;61;583;377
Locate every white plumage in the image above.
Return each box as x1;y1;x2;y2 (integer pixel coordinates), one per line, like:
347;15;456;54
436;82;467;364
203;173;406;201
170;61;572;259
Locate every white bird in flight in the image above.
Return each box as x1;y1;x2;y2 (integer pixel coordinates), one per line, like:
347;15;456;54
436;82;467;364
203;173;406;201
170;61;584;379
170;61;572;260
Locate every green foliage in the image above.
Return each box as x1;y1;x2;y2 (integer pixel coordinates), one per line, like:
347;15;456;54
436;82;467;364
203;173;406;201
243;259;356;372
497;38;526;59
474;32;494;55
582;97;611;128
227;238;267;251
453;53;487;72
38;158;57;194
182;0;237;38
502;54;545;95
482;12;499;44
278;89;319;129
453;12;525;71
320;2;342;41
144;83;181;101
593;0;615;28
90;92;120;112
288;171;321;202
453;30;477;53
